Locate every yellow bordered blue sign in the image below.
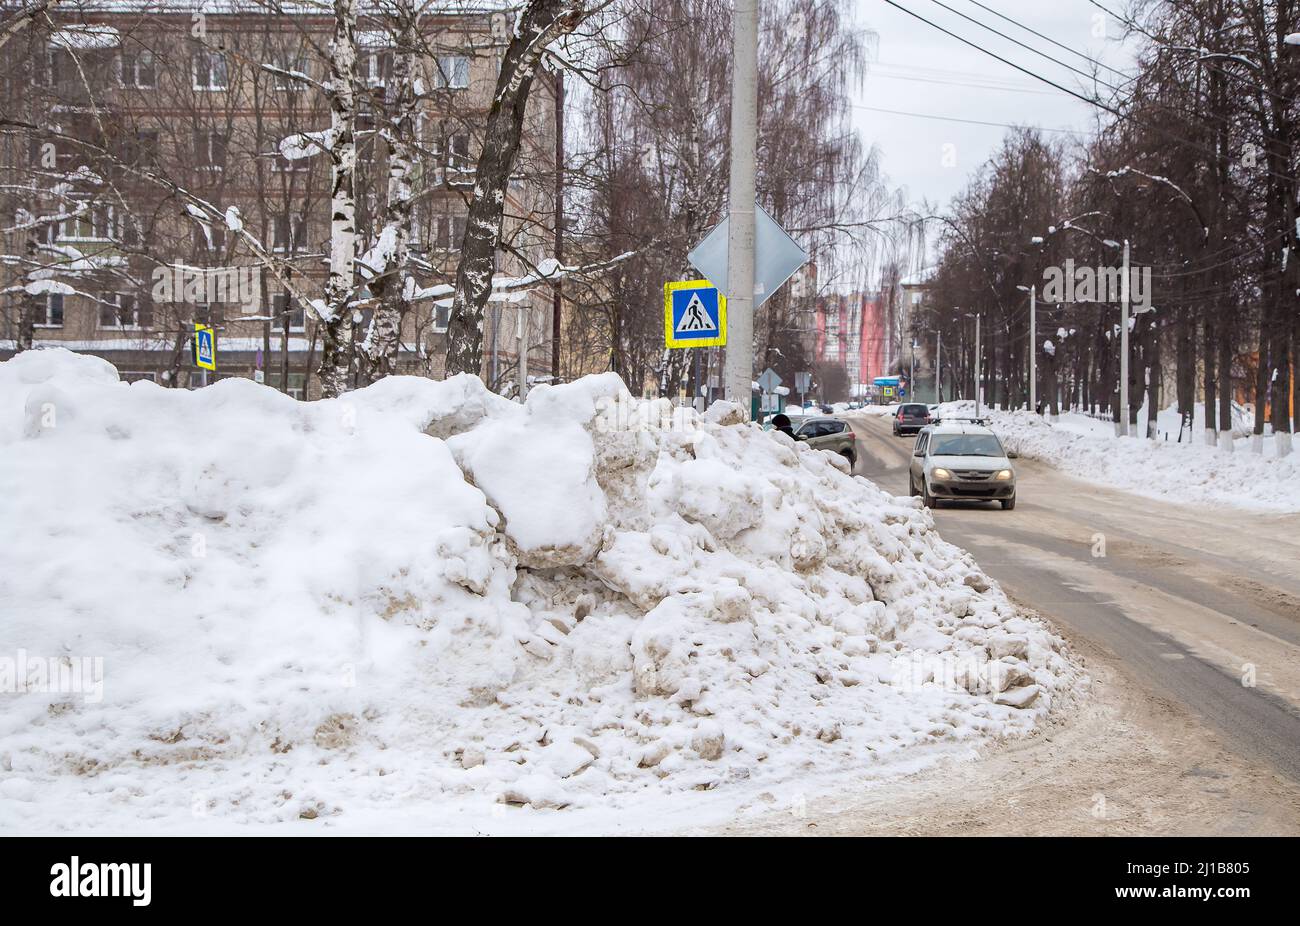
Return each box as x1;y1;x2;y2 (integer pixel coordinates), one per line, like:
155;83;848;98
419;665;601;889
193;322;216;371
664;280;726;349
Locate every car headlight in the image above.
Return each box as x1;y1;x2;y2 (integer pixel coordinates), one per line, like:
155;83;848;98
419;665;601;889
931;467;952;480
994;469;1013;481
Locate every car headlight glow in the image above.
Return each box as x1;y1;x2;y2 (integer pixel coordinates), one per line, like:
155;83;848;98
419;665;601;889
931;467;952;480
994;469;1013;481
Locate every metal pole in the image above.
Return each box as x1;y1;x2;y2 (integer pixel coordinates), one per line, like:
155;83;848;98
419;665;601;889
1029;285;1037;414
551;71;564;383
975;313;982;418
1120;239;1130;436
723;0;758;414
936;330;941;403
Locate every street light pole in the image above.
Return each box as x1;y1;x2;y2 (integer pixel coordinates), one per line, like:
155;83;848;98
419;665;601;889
1119;239;1131;437
722;0;758;414
1029;284;1037;414
936;330;941;403
975;313;982;418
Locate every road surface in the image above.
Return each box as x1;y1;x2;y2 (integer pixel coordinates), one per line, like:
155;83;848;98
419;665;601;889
721;413;1300;835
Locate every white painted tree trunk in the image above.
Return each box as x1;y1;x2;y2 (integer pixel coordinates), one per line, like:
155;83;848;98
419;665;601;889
1277;431;1294;458
1217;431;1234;452
317;0;360;398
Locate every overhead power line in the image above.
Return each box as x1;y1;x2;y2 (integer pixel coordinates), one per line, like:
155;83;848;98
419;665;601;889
879;0;1299;184
853;103;1086;135
966;0;1134;80
926;0;1125;94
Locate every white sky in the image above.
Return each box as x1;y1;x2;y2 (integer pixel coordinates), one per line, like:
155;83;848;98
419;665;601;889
852;0;1140;211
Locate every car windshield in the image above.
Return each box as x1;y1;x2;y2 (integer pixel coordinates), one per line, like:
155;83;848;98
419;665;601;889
901;405;927;416
931;433;1004;456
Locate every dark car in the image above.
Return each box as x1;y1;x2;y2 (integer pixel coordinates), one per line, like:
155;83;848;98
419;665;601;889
892;403;931;436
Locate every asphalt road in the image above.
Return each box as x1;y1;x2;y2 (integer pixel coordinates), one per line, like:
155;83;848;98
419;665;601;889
845;412;1300;784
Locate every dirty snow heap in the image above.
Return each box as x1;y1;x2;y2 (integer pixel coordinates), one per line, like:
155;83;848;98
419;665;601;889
0;350;1080;830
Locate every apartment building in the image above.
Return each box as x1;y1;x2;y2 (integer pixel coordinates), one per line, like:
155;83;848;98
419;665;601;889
0;2;559;397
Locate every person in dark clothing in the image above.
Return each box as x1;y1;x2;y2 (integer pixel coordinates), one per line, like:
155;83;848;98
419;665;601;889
770;413;795;439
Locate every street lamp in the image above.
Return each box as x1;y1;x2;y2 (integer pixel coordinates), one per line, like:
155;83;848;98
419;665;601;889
958;310;981;417
1016;284;1036;414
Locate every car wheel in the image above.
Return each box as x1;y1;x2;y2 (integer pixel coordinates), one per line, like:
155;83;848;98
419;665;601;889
840;448;856;469
922;481;936;509
908;475;919;497
1000;494;1016;510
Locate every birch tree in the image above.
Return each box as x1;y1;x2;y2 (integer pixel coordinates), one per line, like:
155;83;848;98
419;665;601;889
316;0;360;398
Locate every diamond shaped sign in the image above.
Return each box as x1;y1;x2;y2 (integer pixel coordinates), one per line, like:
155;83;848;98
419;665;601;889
687;202;809;308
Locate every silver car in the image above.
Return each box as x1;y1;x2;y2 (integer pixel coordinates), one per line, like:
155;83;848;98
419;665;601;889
908;420;1018;510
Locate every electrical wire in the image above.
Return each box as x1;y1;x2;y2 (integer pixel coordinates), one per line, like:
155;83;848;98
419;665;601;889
880;0;1299;184
852;103;1087;135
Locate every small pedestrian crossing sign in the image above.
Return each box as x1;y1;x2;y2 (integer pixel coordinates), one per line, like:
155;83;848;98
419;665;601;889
193;322;216;371
664;280;726;349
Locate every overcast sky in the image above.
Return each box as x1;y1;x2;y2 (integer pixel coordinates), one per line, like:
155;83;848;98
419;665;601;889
851;0;1140;211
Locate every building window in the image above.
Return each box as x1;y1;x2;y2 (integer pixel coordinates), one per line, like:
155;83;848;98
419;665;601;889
192;50;229;91
99;292;150;329
445;133;471;173
193;220;225;252
365;48;392;87
433;56;469;90
193;304;224;328
272;54;308;91
38;293;64;327
59;202;117;241
125;129;159;167
273;213;306;253
118;49;155;88
267;371;306;399
196;131;227;171
272;151;309;173
272;293;306;330
435;214;466;251
434;301;451;332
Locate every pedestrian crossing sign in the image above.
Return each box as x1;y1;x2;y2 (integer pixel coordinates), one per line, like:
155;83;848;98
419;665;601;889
193;322;216;371
664;280;726;349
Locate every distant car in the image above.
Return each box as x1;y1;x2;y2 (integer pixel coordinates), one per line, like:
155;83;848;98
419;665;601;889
892;403;932;436
818;404;834;414
908;420;1018;510
791;416;855;467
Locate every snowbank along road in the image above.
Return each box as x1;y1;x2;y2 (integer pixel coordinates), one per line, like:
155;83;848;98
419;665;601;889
780;412;1300;835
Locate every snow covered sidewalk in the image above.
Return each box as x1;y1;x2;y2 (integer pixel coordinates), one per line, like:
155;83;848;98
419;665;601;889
0;351;1081;833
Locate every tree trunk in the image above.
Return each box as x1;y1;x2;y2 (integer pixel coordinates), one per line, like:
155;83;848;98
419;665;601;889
317;0;360;398
1218;318;1234;450
444;0;585;378
359;8;417;383
1204;314;1217;445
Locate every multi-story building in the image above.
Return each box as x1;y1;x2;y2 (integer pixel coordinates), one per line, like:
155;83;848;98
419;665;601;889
0;2;559;397
813;291;888;396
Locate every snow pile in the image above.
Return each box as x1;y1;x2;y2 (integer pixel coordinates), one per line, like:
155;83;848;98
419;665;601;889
939;401;1300;513
0;350;1080;831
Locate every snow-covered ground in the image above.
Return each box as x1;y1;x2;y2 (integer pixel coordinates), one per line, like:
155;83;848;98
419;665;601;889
923;400;1300;514
0;350;1082;834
